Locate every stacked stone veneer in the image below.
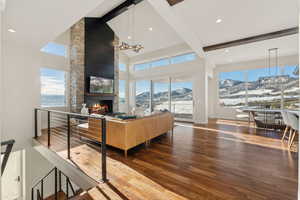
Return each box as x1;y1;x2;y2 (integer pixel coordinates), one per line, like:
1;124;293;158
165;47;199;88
69;18;119;113
70;19;85;112
113;35;119;112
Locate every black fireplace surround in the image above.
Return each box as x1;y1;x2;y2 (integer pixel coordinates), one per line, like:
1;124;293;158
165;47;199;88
84;18;115;113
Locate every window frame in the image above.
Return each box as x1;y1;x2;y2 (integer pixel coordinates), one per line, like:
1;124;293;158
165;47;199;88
118;79;126;105
133;52;197;71
40;68;67;108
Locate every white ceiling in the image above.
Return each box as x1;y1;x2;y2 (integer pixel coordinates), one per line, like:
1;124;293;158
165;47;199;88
87;0;125;18
102;0;298;64
106;1;184;57
173;0;298;46
206;34;299;65
3;0;108;50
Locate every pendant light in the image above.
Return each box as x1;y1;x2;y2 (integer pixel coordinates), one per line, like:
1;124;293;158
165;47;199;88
118;5;143;53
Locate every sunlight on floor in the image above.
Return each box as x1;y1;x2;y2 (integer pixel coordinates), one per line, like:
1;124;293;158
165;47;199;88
174;123;297;152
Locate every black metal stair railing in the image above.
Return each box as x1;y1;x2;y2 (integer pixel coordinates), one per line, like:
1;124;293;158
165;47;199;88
31;167;77;200
34;108;108;182
1;139;15;175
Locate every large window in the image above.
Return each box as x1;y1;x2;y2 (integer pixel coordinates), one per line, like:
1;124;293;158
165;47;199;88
151;58;170;68
119;80;126;105
119;63;126;72
219;65;299;109
134;63;150;71
135;80;151;111
153;80;169;111
40;68;66;107
171;81;193;119
134;78;193;121
41;42;67;57
170;53;196;64
219;71;246;108
133;52;196;71
247;67;282;108
283;65;299;109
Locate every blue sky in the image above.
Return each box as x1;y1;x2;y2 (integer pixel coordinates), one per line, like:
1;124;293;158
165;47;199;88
40;68;66;95
119;63;126;71
41;42;67;57
119;80;126;98
219;65;298;82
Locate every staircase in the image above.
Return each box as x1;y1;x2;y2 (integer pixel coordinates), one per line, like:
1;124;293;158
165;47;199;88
43;191;67;200
31;167;80;200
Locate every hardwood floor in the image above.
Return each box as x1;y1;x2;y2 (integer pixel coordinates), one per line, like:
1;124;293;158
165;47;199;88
36;119;298;200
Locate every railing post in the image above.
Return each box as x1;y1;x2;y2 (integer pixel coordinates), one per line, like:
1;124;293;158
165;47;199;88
101;118;107;182
47;111;51;147
66;177;69;198
67;114;71;159
54;167;58;200
34;109;38;138
41;179;44;200
59;170;62;192
31;188;34;200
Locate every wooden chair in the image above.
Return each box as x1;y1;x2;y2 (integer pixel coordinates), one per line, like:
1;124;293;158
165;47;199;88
286;112;298;150
281;111;291;142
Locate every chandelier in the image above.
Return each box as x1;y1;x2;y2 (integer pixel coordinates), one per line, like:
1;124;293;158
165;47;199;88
118;42;143;53
118;5;144;53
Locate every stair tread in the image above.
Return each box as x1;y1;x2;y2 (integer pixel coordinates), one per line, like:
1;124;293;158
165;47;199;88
44;191;66;200
70;183;123;200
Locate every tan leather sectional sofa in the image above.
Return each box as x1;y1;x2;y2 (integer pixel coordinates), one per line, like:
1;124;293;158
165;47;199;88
78;112;174;156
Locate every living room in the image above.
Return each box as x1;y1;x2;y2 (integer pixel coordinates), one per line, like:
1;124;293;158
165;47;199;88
1;0;299;200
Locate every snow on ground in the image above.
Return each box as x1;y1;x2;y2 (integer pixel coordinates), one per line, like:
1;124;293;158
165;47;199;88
154;101;193;114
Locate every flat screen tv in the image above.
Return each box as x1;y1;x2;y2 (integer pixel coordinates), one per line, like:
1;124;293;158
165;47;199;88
89;76;114;94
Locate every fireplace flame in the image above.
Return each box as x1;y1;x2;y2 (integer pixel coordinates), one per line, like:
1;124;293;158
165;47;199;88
90;103;109;114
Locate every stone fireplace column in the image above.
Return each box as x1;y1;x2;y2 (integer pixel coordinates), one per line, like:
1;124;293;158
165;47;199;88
69;19;85;112
114;35;119;113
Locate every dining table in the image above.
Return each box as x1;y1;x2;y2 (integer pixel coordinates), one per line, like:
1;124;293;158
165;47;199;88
241;107;299;129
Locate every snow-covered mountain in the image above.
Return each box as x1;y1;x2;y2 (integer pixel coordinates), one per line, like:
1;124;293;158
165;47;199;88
219;74;299;107
219;79;243;89
136;88;192;107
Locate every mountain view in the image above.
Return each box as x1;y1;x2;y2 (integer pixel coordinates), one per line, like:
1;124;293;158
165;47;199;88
136;88;193;118
219;75;299;108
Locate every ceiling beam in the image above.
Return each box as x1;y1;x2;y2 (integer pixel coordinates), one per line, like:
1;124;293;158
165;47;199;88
166;0;184;6
203;27;299;52
100;0;144;22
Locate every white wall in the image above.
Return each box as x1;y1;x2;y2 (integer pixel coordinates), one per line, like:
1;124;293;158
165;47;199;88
0;1;5;198
2;26;70;199
210;54;299;119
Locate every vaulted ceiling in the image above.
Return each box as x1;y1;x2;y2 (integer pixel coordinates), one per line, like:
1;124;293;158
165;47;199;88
95;0;298;65
106;1;184;57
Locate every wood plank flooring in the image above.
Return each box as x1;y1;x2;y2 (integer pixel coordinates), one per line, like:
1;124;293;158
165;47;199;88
36;119;298;200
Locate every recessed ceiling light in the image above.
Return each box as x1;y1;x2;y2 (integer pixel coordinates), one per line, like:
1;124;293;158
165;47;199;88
216;19;222;24
8;28;16;33
148;27;153;31
225;49;229;53
127;36;132;40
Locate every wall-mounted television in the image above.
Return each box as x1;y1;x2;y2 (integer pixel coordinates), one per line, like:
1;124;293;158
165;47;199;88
89;76;114;94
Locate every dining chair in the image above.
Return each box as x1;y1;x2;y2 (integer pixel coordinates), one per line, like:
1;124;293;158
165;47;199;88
281;111;291;142
286;112;299;150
